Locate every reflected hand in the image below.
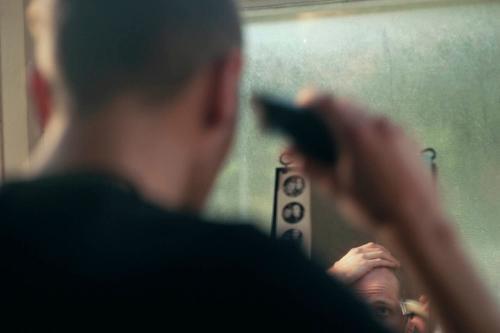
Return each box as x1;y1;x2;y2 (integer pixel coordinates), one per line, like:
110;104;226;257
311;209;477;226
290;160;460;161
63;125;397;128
406;296;431;333
291;91;500;333
328;242;400;284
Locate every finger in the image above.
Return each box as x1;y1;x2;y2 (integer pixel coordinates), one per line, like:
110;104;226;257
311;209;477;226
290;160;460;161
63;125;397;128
419;295;429;304
359;243;390;254
296;89;323;107
294;93;370;192
295;90;376;151
419;295;430;310
295;90;353;139
361;244;400;264
315;97;372;142
364;251;400;266
360;242;377;250
359;243;392;256
367;258;400;270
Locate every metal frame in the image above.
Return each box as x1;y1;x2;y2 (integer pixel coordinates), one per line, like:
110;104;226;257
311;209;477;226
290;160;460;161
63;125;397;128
240;0;365;10
241;0;494;21
272;167;312;257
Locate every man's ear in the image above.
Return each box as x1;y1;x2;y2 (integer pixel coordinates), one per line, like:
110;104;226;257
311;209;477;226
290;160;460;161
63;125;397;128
29;66;52;130
204;49;243;129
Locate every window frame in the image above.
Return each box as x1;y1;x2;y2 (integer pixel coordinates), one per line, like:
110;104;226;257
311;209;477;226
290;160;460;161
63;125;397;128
241;0;484;22
240;0;363;10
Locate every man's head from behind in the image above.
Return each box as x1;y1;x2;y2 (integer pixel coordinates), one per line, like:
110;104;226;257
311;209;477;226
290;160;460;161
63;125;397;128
27;0;243;210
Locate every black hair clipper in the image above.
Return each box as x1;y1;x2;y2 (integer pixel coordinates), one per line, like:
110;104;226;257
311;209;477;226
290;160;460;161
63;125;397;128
253;94;339;165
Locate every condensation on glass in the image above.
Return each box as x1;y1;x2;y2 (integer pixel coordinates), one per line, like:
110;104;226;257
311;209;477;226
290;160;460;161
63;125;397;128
207;0;500;297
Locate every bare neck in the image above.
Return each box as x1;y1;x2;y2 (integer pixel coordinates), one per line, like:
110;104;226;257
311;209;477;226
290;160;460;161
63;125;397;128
28;107;197;211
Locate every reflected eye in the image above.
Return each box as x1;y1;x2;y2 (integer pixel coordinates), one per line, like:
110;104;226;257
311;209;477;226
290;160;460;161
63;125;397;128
374;306;392;320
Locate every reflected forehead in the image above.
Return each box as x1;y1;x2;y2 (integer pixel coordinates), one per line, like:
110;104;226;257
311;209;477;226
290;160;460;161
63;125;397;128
354;268;400;301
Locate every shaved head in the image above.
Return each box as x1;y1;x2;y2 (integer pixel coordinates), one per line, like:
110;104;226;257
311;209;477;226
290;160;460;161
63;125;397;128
27;0;242;114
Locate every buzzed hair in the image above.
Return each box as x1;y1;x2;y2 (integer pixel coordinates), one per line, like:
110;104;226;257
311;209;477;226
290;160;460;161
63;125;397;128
39;0;242;114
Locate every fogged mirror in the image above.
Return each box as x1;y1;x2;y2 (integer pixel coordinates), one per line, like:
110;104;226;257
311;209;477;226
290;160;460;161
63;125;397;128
208;0;500;302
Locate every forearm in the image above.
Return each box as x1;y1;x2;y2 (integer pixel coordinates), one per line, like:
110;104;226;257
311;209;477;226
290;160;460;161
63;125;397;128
389;212;500;333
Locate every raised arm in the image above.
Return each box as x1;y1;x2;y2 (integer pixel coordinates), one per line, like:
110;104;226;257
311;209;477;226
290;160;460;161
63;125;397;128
297;93;500;333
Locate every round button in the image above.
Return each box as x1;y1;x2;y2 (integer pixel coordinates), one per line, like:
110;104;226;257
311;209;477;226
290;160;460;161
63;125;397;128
283;176;306;197
282;202;305;224
280;229;304;248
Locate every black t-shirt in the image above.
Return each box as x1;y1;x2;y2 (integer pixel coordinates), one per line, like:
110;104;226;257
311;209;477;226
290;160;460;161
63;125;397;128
0;173;390;332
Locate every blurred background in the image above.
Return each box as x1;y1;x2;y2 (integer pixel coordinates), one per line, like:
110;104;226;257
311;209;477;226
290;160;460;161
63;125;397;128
1;0;500;297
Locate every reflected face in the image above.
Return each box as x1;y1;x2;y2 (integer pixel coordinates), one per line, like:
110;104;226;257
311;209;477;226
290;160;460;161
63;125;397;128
354;268;404;332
